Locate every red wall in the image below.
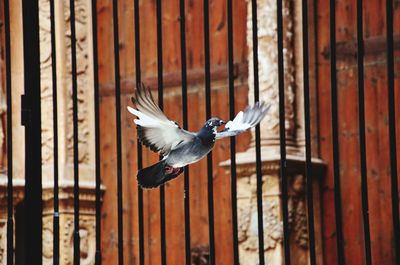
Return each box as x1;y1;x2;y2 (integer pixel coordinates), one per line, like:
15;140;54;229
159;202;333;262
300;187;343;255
316;0;400;264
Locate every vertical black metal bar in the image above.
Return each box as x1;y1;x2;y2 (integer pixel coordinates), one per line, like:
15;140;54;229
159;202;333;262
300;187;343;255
22;0;42;263
156;0;167;264
68;0;81;263
203;0;215;264
227;1;239;264
179;0;191;264
301;0;317;264
386;1;400;264
250;1;265;264
49;0;60;264
356;1;372;264
93;11;102;265
4;0;12;264
91;0;102;263
313;0;322;158
276;0;290;263
112;1;124;264
133;0;145;264
329;0;345;263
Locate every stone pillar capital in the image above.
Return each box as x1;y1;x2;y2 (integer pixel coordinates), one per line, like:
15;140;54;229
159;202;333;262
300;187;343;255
221;148;326;178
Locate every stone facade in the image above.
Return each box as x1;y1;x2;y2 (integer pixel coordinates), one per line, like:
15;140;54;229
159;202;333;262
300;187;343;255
39;0;100;264
0;0;103;264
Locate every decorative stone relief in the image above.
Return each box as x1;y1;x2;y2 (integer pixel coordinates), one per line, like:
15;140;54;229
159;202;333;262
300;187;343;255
64;0;92;165
288;174;308;249
234;171;315;264
39;0;93;169
62;216;95;265
42;216;54;264
42;185;101;265
237;175;283;252
39;0;93;183
247;0;296;147
263;200;284;250
39;0;55;166
237;173;285;265
0;222;5;265
239;199;284;251
42;215;96;265
37;1;99;264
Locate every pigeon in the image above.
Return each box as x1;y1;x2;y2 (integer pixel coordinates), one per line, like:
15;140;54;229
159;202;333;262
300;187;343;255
128;84;270;189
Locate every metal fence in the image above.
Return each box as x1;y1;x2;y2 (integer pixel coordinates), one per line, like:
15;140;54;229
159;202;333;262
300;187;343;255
3;0;399;265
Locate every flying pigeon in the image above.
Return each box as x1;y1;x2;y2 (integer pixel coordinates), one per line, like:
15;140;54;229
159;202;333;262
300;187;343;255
128;84;270;189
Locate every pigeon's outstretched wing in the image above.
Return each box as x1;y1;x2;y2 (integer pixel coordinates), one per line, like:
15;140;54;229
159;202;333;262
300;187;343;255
216;102;270;140
128;84;195;156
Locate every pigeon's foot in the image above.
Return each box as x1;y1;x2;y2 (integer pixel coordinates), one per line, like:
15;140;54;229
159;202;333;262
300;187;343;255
164;165;181;175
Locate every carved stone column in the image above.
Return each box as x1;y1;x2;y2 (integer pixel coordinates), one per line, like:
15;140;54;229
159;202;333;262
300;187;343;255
221;0;326;264
38;0;103;264
222;156;325;264
247;0;297;153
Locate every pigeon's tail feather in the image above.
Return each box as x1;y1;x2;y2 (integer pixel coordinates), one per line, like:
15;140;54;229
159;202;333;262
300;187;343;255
137;160;183;189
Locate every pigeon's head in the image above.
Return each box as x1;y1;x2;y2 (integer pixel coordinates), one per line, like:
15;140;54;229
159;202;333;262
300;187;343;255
205;117;226;128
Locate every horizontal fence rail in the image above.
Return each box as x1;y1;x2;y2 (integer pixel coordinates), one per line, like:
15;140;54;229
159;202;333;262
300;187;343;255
2;0;399;264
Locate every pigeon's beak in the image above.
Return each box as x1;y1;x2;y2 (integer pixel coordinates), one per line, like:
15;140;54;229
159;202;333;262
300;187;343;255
220;120;226;125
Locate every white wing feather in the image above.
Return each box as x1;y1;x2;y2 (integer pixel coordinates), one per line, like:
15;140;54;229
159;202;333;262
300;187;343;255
216;102;270;139
128;84;194;156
